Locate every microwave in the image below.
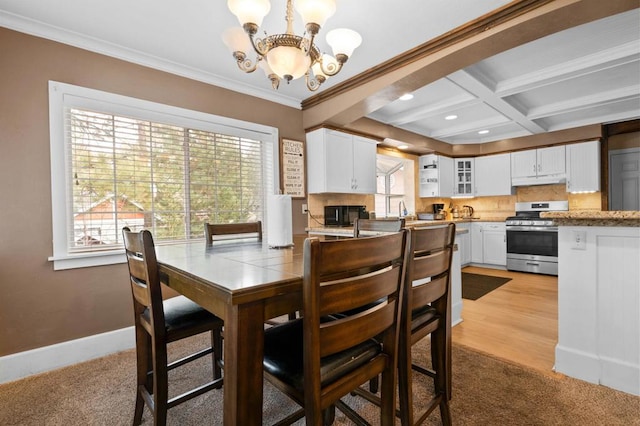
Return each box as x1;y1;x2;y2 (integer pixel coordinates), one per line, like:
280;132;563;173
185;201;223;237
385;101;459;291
324;205;368;227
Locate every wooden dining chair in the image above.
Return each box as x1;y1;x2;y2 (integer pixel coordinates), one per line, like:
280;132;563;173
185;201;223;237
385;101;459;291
262;231;409;426
400;223;455;425
353;223;456;425
353;218;405;237
122;227;224;426
204;221;262;244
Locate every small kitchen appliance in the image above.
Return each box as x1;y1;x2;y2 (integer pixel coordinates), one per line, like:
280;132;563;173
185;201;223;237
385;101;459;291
324;205;368;227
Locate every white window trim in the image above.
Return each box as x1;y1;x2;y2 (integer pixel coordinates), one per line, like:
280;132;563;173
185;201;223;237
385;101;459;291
48;81;279;270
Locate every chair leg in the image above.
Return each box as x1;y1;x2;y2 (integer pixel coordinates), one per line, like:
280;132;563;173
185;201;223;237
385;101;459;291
322;405;336;426
431;330;452;426
397;339;413;426
133;390;145;426
134;328;150;425
369;375;379;393
380;366;396;426
152;339;169;426
211;329;223;387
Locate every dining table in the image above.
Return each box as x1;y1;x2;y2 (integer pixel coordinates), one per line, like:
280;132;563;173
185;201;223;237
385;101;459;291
155;234;308;425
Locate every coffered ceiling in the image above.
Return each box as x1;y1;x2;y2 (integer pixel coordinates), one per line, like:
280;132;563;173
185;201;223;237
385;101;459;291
0;0;638;146
368;8;640;145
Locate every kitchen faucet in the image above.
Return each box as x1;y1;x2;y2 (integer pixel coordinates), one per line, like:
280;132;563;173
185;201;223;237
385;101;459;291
399;200;408;218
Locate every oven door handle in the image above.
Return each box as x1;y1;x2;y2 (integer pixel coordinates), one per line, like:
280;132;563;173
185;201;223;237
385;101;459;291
506;226;558;232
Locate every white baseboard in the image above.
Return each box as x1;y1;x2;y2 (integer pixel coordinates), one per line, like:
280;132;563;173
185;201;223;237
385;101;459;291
555;344;600;385
555;344;640;396
0;327;135;384
452;301;463;327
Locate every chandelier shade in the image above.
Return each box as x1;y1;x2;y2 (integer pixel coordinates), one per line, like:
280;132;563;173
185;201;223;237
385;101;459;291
295;0;336;30
223;0;360;91
266;45;312;80
227;0;271;27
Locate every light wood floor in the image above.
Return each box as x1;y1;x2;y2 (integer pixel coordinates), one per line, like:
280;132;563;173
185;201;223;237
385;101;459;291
453;265;558;376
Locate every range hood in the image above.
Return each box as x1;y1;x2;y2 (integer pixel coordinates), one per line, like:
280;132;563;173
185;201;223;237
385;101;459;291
511;174;567;187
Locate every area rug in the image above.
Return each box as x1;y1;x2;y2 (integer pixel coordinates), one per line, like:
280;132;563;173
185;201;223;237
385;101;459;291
462;272;512;300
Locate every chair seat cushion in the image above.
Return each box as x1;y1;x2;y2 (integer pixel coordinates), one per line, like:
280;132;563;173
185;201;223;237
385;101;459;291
411;304;439;331
142;296;223;335
263;319;382;393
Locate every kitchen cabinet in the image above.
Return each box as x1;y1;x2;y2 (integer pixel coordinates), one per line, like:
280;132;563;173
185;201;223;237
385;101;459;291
306;128;377;194
482;223;507;266
471;222;506;266
418;154;453;197
566;140;600;193
511;146;566;186
456;223;471;266
453;158;474;196
474;153;513;196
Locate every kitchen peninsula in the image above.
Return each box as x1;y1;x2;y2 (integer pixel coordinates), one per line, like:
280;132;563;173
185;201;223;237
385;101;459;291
541;210;640;396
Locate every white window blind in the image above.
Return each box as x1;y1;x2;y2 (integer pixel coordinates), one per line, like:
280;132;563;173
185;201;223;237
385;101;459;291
49;81;278;269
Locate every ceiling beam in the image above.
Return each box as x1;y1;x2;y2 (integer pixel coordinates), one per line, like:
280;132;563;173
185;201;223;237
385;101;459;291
300;0;640;136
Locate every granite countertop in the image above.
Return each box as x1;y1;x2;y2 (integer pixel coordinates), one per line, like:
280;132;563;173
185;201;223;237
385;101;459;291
307;221;476;237
541;210;640;227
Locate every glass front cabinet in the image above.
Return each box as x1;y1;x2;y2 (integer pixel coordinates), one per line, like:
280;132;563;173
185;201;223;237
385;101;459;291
454;158;474;196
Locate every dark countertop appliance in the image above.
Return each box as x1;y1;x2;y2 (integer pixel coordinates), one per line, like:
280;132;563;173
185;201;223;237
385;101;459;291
324;205;368;227
506;200;568;275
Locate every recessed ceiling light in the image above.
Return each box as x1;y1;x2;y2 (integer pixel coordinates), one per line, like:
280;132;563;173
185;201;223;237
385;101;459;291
397;144;409;150
399;93;414;101
478;130;490;135
445;115;458;120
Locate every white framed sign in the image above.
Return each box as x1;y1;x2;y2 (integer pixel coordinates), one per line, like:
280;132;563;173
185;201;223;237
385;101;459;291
280;138;306;198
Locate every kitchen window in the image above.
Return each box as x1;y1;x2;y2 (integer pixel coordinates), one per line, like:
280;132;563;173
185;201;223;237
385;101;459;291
375;154;414;218
48;81;278;270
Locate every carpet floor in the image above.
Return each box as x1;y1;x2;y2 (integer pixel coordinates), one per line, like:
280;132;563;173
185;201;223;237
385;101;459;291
1;334;638;425
462;272;512;300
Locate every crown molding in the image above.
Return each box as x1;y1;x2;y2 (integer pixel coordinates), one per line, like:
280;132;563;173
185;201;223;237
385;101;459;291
0;10;303;110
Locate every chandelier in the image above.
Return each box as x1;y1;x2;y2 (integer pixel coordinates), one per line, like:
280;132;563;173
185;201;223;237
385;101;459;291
223;0;362;91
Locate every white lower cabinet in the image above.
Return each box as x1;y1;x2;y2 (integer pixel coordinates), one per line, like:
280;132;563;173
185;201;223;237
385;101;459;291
482;224;507;266
470;222;506;267
456;224;471;266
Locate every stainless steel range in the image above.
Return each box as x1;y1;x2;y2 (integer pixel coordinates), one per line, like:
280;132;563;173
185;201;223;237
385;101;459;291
506;201;569;276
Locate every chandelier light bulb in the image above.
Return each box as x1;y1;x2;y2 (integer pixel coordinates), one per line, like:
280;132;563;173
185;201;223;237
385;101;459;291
227;0;270;27
295;0;336;31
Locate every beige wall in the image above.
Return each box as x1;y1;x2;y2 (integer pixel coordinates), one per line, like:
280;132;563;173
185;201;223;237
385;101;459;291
0;28;307;356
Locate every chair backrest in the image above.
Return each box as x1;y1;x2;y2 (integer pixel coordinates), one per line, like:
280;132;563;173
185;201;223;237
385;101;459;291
405;223;456;342
122;227;166;339
204;221;262;244
353;218;405;238
302;230;409;407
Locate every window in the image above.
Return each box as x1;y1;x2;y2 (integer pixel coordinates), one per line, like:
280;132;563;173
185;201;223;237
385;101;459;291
49;82;278;270
375;154;415;218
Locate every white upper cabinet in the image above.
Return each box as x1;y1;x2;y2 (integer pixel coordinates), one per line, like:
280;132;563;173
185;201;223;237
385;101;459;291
306;128;377;194
418;154;453;197
453;158;474;196
474;153;513;196
566;140;601;193
511;146;566;186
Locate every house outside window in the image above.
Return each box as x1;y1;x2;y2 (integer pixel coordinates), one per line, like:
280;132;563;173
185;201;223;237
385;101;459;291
49;82;278;270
